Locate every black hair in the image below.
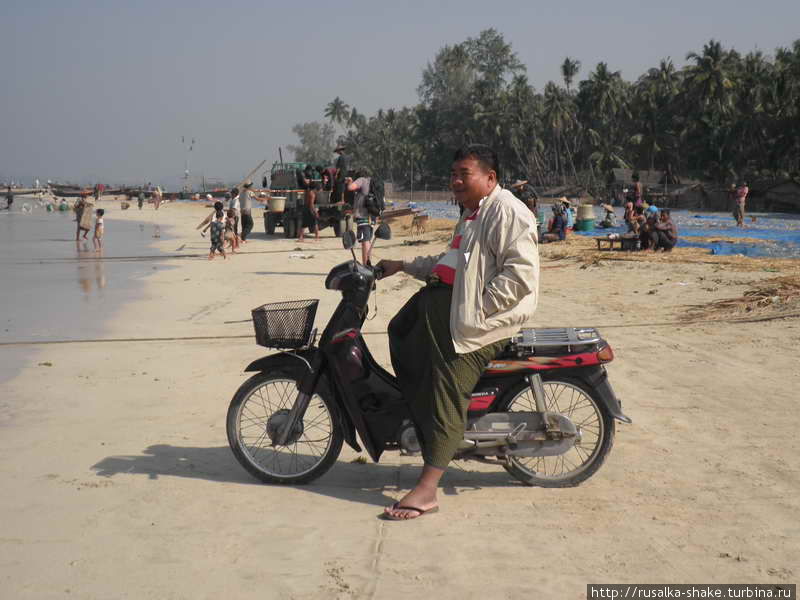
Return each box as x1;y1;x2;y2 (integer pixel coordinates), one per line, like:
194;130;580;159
214;201;223;210
96;208;104;216
224;192;231;199
661;208;671;216
452;144;499;177
635;205;644;215
215;208;224;219
231;187;239;197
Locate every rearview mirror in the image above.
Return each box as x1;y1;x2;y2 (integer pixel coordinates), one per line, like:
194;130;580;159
375;223;392;240
342;230;356;249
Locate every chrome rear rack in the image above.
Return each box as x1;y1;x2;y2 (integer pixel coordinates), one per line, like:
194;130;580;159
511;327;603;349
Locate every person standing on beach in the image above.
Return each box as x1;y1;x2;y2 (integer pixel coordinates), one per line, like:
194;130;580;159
153;186;163;210
93;208;105;252
333;145;349;204
75;195;93;241
734;182;749;227
204;206;227;260
228;188;241;239
632;173;643;207
5;186;12;210
224;208;240;253
298;168;320;242
239;182;255;242
344;170;374;263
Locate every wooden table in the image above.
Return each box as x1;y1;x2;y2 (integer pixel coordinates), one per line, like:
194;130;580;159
595;236;638;251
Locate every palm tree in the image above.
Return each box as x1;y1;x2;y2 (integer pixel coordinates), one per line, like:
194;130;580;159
631;59;680;170
577;63;630;181
682;40;738;181
581;62;627;124
347;107;365;129
561;57;581;94
543;82;578;183
324;97;350;127
684;40;735;117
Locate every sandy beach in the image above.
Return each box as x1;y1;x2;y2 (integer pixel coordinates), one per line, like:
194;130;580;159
1;200;798;599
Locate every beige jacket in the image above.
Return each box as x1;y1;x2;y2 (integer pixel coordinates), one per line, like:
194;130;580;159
403;184;539;353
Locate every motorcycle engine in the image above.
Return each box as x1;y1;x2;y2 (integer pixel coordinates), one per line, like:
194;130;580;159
397;420;421;456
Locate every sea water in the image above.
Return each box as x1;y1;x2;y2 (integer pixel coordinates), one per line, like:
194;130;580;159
0;204;172;382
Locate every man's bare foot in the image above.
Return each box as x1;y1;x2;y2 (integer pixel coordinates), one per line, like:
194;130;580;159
208;254;214;260
383;489;438;520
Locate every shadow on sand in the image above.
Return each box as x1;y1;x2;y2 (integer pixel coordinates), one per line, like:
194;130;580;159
91;444;524;507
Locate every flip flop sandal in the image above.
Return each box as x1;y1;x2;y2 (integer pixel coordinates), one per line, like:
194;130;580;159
380;503;440;521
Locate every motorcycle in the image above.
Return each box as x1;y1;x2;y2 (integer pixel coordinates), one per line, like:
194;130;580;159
226;224;631;487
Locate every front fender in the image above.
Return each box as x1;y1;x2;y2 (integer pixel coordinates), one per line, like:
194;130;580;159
244;349;317;374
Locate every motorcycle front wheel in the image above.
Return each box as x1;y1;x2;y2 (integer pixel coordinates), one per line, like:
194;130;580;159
226;371;344;485
497;376;615;488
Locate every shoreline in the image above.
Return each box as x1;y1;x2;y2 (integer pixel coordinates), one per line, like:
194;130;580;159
0;207;176;387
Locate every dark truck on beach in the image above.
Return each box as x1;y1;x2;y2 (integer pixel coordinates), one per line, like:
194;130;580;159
264;162;350;238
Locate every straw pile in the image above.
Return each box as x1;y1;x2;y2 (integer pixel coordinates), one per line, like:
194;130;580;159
683;275;800;320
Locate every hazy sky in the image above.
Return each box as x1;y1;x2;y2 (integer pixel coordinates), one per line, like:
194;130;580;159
2;0;798;187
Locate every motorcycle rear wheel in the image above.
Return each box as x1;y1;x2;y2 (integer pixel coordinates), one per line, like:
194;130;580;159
497;376;615;488
226;371;344;485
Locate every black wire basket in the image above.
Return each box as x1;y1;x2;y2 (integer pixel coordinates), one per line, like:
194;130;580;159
251;299;319;349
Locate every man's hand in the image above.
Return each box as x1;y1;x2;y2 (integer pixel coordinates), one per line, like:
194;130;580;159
376;259;403;278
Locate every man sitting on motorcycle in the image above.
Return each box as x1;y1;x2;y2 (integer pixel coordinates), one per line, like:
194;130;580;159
377;144;540;520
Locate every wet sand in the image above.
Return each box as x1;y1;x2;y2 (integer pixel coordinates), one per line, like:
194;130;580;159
1;200;798;598
0;207;174;387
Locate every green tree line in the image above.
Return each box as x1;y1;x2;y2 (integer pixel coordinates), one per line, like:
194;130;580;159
293;29;800;191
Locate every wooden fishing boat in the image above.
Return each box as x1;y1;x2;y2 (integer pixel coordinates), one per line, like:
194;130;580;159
51;187;92;198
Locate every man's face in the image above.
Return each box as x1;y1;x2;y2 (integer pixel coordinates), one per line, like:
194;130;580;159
450;158;496;208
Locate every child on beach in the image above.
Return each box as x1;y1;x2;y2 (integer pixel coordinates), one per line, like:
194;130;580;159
93;208;105;251
224;208;240;253
203;206;226;260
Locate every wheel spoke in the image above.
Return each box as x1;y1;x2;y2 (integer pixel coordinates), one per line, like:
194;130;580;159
233;376;340;482
506;380;608;483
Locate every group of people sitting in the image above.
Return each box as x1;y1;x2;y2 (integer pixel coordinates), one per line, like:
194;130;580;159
623;202;678;251
507;181;580;244
540;200;575;243
508;177;678;252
